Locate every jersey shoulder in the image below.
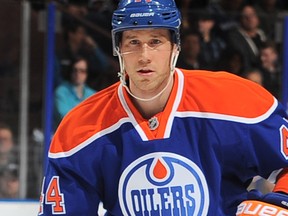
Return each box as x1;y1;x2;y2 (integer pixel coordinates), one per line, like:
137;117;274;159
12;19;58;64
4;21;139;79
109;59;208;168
50;82;125;154
179;69;276;118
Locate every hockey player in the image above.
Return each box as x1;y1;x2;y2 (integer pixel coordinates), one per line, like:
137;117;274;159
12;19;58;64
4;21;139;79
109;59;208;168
39;0;288;215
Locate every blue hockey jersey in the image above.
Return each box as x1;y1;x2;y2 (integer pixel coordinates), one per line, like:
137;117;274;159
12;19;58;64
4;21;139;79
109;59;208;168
39;69;288;215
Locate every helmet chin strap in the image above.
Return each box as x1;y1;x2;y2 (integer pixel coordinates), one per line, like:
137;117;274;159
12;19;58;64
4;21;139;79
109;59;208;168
116;46;180;102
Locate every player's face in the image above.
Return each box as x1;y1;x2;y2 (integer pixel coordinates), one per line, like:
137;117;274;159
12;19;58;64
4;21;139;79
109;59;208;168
120;29;174;97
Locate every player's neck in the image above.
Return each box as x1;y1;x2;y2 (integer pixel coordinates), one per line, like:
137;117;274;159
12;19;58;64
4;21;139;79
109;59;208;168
131;78;174;119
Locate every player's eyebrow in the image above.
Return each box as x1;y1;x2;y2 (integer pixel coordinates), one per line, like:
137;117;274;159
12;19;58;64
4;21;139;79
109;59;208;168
123;34;137;40
122;30;169;40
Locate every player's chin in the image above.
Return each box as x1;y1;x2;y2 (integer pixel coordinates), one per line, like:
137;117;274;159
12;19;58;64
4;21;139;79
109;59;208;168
134;80;155;91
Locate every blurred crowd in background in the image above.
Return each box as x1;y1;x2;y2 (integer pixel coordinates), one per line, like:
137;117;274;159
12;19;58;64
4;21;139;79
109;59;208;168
0;0;287;199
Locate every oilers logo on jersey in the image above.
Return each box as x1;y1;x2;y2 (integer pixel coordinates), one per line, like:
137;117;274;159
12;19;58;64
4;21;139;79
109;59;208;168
118;152;210;215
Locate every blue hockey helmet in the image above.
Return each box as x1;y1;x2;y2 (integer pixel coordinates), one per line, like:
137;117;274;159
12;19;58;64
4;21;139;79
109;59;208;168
111;0;181;55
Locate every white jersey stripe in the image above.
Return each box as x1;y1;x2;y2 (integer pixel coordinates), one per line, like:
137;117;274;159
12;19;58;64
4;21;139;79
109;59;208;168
175;97;278;124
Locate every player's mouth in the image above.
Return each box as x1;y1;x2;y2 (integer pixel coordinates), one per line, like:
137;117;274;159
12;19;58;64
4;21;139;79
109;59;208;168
137;68;154;75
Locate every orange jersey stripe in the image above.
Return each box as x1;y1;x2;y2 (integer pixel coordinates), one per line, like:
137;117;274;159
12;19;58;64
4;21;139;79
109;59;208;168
179;69;275;118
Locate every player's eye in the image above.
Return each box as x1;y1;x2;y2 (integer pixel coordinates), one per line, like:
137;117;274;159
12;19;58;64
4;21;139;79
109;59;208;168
149;39;162;47
129;39;140;45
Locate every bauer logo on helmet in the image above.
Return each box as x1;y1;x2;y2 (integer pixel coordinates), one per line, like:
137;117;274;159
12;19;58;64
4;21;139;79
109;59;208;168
130;12;155;18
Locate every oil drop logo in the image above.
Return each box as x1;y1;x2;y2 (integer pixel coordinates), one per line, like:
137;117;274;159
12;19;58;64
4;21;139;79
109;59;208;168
118;152;209;216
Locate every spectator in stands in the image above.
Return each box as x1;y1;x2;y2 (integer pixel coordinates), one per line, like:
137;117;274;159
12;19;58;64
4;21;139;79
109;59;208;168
207;0;247;36
86;0;116;56
85;0;120;90
54;56;96;128
216;48;245;76
0;163;19;199
88;0;117;14
254;0;282;40
61;0;89;27
197;11;226;70
0;123;17;171
176;0;209;29
226;4;267;69
176;30;206;70
258;41;282;99
242;68;264;86
56;20;110;89
0;123;18;199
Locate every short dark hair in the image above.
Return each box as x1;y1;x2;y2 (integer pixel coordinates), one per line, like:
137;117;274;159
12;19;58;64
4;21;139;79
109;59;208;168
260;41;277;52
67;56;89;80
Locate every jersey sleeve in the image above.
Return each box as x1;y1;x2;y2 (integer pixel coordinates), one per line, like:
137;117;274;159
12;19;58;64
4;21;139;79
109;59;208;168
244;100;288;181
38;152;102;216
38;111;104;216
39;84;121;215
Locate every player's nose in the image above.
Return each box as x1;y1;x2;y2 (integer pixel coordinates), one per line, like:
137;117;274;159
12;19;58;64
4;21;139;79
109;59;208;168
138;43;152;64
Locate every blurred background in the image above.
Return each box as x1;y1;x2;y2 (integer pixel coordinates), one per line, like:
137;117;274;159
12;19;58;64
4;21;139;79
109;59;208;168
0;0;287;208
